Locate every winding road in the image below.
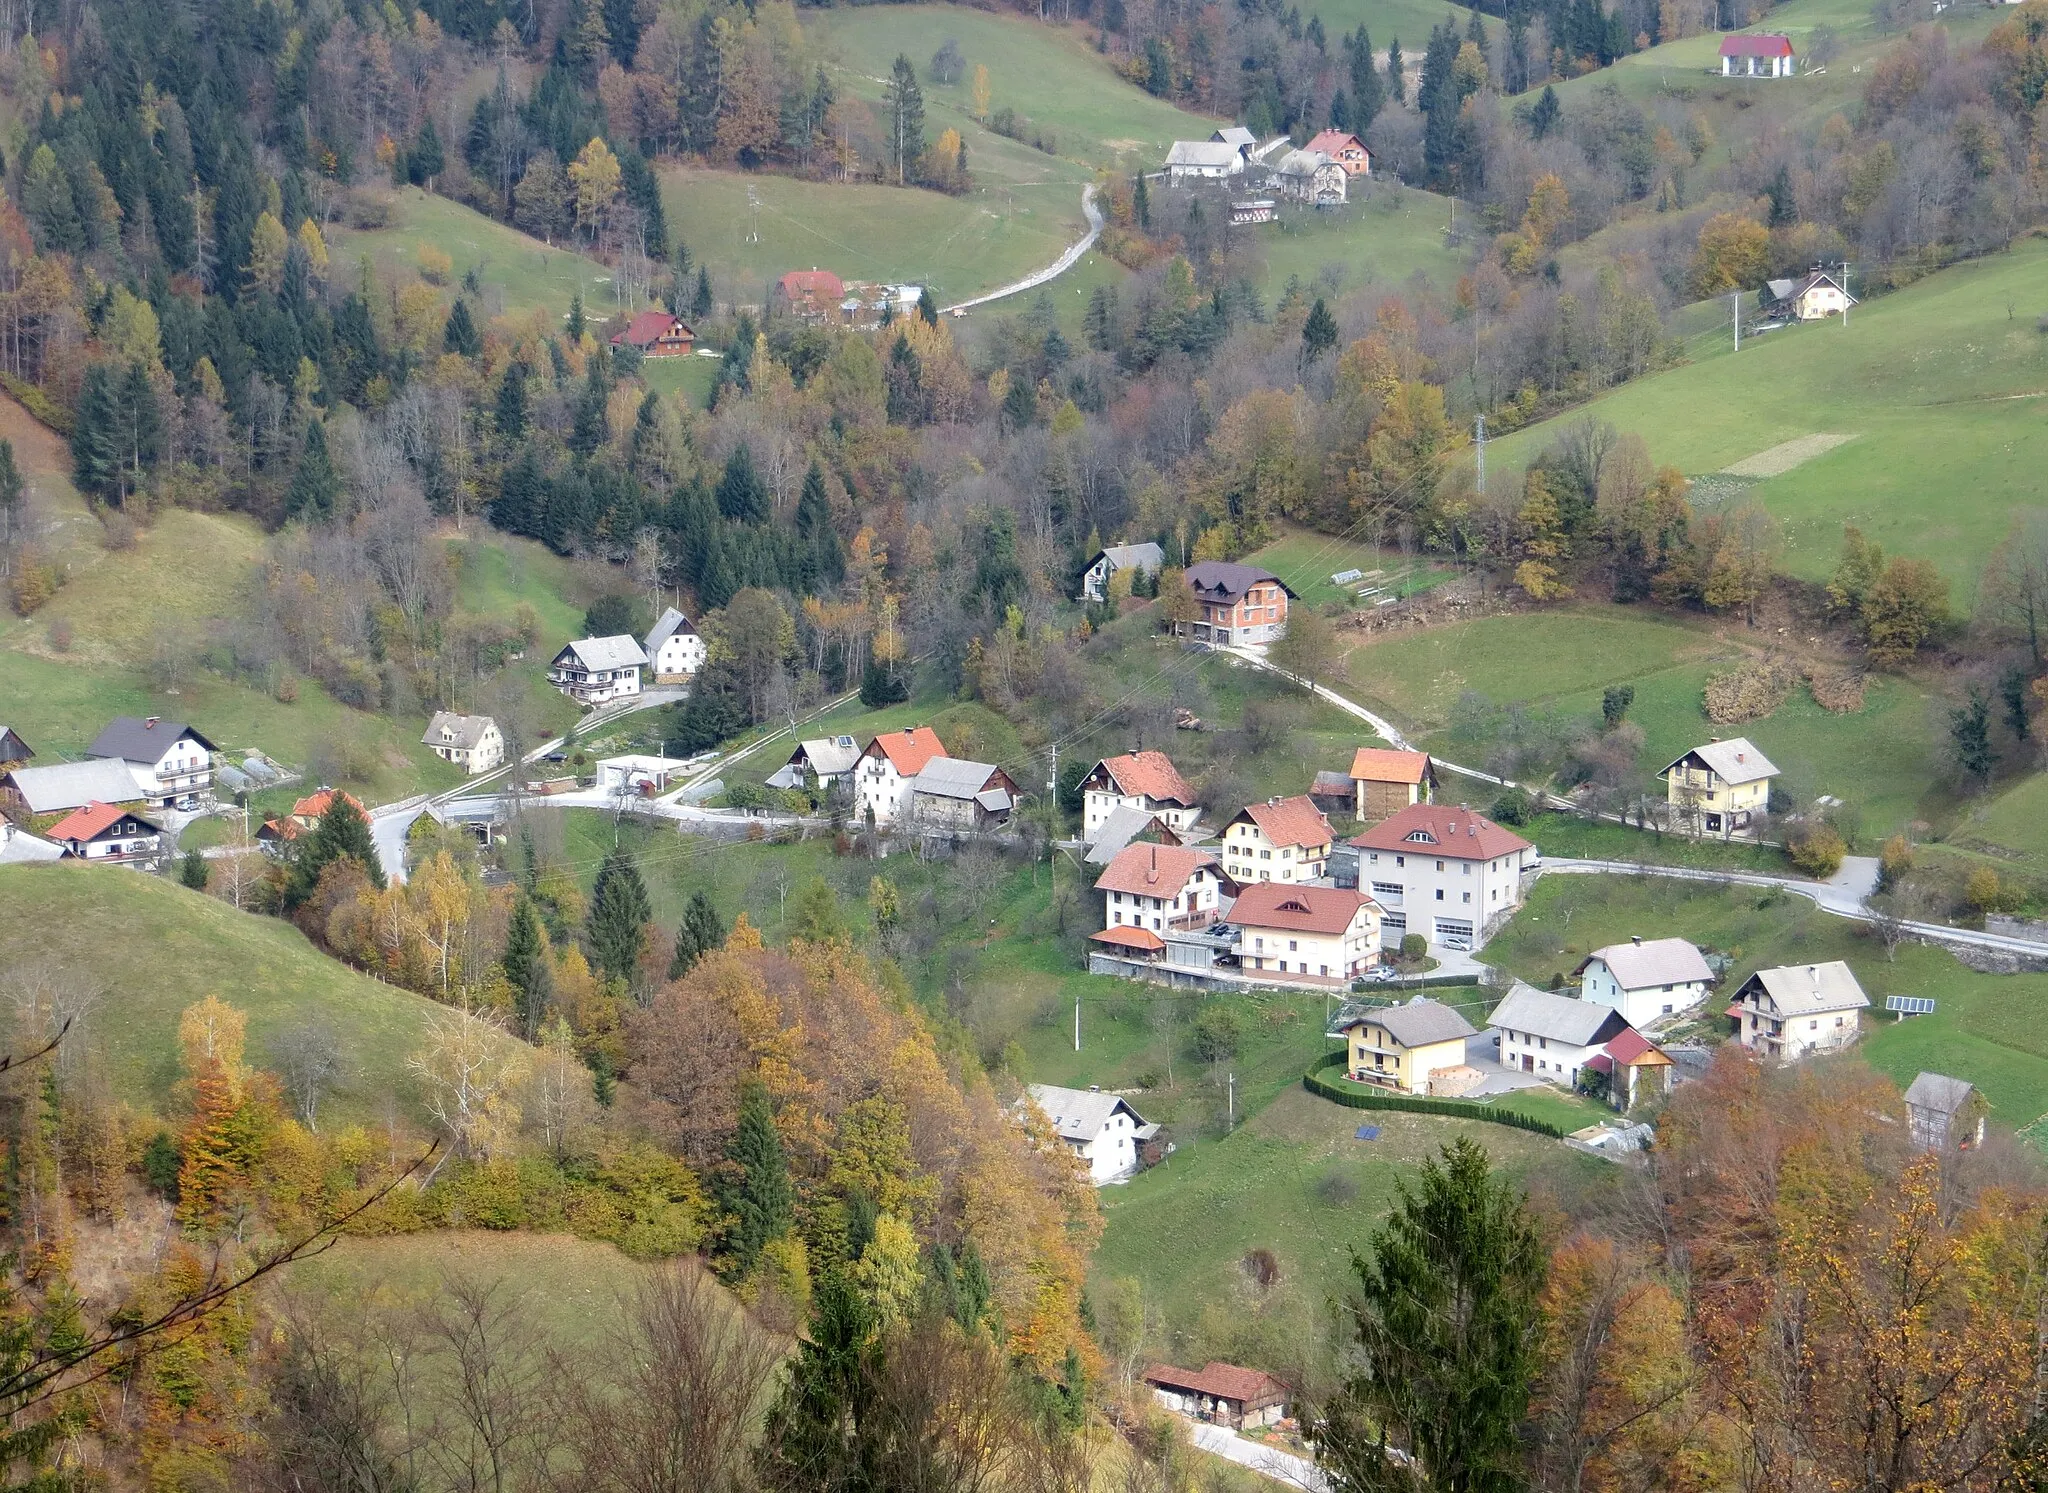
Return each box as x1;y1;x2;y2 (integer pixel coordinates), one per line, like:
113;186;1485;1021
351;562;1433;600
942;184;1103;315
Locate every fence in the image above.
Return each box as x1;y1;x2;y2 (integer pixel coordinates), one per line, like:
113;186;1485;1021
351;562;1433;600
1301;1052;1567;1138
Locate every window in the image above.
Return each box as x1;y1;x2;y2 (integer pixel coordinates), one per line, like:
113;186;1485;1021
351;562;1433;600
1259;849;1271;859
1435;860;1445;872
1396;855;1405;867
1539;1037;1548;1049
1320;965;1330;976
1435;889;1444;901
1462;892;1471;904
1809;1020;1819;1030
1288;940;1298;951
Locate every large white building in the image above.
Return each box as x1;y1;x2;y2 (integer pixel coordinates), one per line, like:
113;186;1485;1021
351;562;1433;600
1729;961;1869;1060
1081;751;1202;841
547;635;648;706
87;716;217;808
1164;140;1244;184
1575;936;1714;1028
420;712;505;775
1025;1084;1157;1184
1487;982;1633;1088
855;726;948;828
1095;841;1228;937
1221;795;1332;885
1349;804;1536;949
1227;882;1382;987
644;607;707;680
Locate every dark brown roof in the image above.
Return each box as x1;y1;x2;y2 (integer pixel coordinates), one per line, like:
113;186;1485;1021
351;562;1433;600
612;310;693;347
1143;1361;1287;1406
1184;561;1296;605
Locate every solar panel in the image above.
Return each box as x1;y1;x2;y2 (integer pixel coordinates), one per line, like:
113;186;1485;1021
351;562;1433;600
1884;995;1937;1015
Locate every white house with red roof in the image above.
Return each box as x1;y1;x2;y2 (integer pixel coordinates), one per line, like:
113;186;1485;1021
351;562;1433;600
1227;881;1381;986
1093;841;1230;944
46;800;164;866
1304;129;1371;176
1720;33;1794;76
1080;750;1201;840
856;726;947;828
1221;794;1332;884
1349;803;1536;947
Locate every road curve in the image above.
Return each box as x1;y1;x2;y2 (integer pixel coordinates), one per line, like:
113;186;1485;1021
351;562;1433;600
943;185;1103;315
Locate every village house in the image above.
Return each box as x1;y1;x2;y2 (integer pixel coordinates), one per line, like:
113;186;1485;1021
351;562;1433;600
1661;737;1779;837
3;758;148;817
1078;541;1165;602
1487;981;1635;1088
0;820;63;865
1764;269;1857;321
1222;795;1332;884
259;787;366;846
1210;125;1258;158
1304;128;1372;176
1024;1084;1157;1184
1144;1362;1287;1430
88;716;217;808
547;635;647;706
1081;751;1201;841
1094;841;1229;939
1164;140;1244;184
1574;935;1714;1028
643;607;706;681
0;726;32;771
767;735;863;794
1904;1072;1987;1151
1171;560;1294;646
1728;960;1869;1059
45;800;164;867
420;712;504;775
596;755;689;796
608;309;694;357
774;268;846;323
1719;33;1795;76
1228;882;1382;986
1269;147;1347;206
856;726;947;828
1330;997;1478;1094
910;758;1017;833
1308;770;1356;817
1084;808;1188;868
1349;804;1536;949
1588;1028;1677;1110
1347;747;1436;825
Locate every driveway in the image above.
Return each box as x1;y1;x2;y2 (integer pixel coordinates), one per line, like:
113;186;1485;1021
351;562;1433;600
1458;1032;1550;1098
1187;1422;1328;1491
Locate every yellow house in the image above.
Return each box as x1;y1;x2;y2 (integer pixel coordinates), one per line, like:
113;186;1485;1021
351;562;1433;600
1332;998;1477;1095
1660;737;1779;838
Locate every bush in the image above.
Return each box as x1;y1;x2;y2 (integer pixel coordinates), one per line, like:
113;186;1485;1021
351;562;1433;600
1400;933;1428;960
1489;787;1534;826
1878;834;1914;893
1787;822;1847;878
9;552;59;615
1192;1003;1242;1062
1303;1054;1565;1137
417;245;453;284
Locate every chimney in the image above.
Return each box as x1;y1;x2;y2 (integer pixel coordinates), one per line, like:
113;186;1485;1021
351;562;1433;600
145;716;160;729
1631;934;1643;945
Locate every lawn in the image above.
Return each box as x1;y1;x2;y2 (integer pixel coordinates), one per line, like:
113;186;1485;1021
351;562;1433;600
638;351;721;409
1245;523;1457;611
1246;180;1474;304
1947;773;2048;877
0;866;517;1127
1295;0;1475;51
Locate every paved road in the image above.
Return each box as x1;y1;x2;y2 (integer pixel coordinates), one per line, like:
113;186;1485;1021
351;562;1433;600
943;186;1103;314
1188;1422;1328;1491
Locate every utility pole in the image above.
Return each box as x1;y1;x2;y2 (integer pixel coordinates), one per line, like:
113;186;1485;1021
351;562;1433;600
1074;989;1081;1052
1730;290;1739;352
1841;261;1851;327
1227;1070;1235;1132
1474;413;1486;494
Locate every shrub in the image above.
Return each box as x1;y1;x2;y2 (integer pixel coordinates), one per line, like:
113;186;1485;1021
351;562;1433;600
417;245;453;284
1966;867;2003;915
1489;787;1534;826
46;616;72;652
1400;933;1428;960
1787;822;1847;878
9;552;59;614
1192;1003;1243;1062
1303;1054;1565;1137
1878;834;1914;892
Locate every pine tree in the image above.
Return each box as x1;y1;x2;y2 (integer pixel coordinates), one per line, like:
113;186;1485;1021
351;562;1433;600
284;792;385;908
716;445;769;523
567;292;586;342
70;365;122;502
495;361;529;439
1529;84;1560;140
286;418;340;522
586;845;651;982
444;299;482;357
1950;690;1996;788
796;462;844;588
692;265;714;321
180;847;209;890
756;1270;877;1492
719;1081;794;1277
1387;37;1406;103
884;54;926;186
1350;26;1383;131
1302;297;1339;361
504;897;550;1037
1133;171;1150;229
409;115;445;185
669;889;725;978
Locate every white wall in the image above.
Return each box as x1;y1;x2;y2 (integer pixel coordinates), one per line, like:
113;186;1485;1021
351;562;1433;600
1581;958;1709;1028
1356;844;1532;944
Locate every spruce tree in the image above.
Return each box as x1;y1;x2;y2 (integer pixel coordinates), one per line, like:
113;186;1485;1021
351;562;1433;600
719;1081;794;1277
916;287;939;326
567;292;586;342
1387;37;1406;103
796;462;844;588
1351;26;1383;131
669;889;726;978
1529;84;1560;139
503;897;549;1037
586;845;651;982
495;361;529;439
692;265;714;321
1133;171;1150;229
70;365;122;502
884;54;926;186
286;419;340;522
285;792;384;908
1302;297;1339;361
716;445;770;523
443;298;482;357
756;1270;876;1492
409;115;445;185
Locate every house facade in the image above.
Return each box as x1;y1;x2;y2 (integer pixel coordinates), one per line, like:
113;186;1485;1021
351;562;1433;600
1487;982;1633;1088
1081;751;1201;840
1661;737;1778;837
1269;148;1347;206
1171;561;1294;646
1228;882;1381;986
1222;795;1332;884
1332;998;1477;1094
910;758;1017;833
609;310;695;356
0;726;31;770
768;735;863;793
1095;841;1228;936
1349;804;1536;948
1144;1362;1287;1430
1575;936;1714;1028
775;268;846;322
45;800;163;866
1304;129;1372;176
1347;747;1436;824
1025;1084;1157;1184
643;608;707;681
421;712;504;775
1728;961;1869;1060
88;716;217;807
1079;542;1165;602
547;635;648;706
1164;140;1243;184
1719;33;1794;76
1590;1028;1677;1110
856;726;947;827
1766;269;1856;321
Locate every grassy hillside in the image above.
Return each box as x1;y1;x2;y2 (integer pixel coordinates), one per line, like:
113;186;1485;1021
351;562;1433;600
0;866;513;1125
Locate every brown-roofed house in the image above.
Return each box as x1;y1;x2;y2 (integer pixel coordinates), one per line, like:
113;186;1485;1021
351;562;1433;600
1223;795;1332;884
1170;561;1295;646
1095;841;1230;938
1303;128;1372;175
775;268;847;323
1143;1362;1288;1430
0;726;32;771
1228;882;1381;986
1081;750;1201;841
609;310;695;357
855;727;948;828
259;787;367;845
1349;804;1537;949
1347;747;1437;824
1587;1027;1676;1110
45;800;163;866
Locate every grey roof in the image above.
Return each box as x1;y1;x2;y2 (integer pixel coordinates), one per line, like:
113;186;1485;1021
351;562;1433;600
1737;960;1869;1017
1766;278;1797;300
1338;996;1478;1049
976;787;1014;813
1664;736;1779;785
556;635;649;671
912;757;1007;801
793;735;862;777
1026;1083;1146;1142
1580;937;1713;991
422;712;498;751
0;822;63;864
1273;147;1334;177
1093;542;1164;571
88;716;216;764
1213;126;1256;148
1166;140;1242;169
4;759;148;814
1487;982;1629;1047
1086;804;1168;863
1184;560;1296;603
644;606;699;653
1904;1072;1976;1116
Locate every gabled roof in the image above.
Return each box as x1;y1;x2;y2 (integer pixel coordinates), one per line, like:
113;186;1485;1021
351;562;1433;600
555;635;649;671
1089;541;1165;571
422;712;497;751
1091;751;1197;807
1487;982;1632;1047
1351;804;1532;861
88;716;217;764
1143;1361;1285;1405
612;310;692;347
47;800;158;842
1165;141;1243;168
1026;1083;1147;1143
1229;881;1374;936
644;606;699;654
1212;126;1257;148
0;822;62;864
1904;1072;1977;1116
1305;129;1369;157
1091;925;1167;953
912;757;1014;802
1340;997;1478;1049
1603;1028;1673;1068
778;268;845;299
0;727;32;761
292;788;367;821
1094;841;1220;898
1349;748;1433;785
1085;806;1185;864
1577;937;1713;991
1662;737;1779;786
792;735;862;777
1183;560;1293;604
4;759;147;814
1232;795;1331;849
1789;269;1857;305
1720;32;1793;56
1735;960;1869;1017
1272;147;1335;177
1310;769;1354;800
864;726;947;777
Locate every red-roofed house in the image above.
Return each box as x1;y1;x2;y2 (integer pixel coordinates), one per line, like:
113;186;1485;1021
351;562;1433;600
1080;751;1201;839
1222;795;1332;884
775;268;847;323
1350;804;1536;948
1144;1362;1288;1430
1719;33;1794;76
856;727;948;827
1227;882;1381;985
259;787;368;845
1587;1027;1676;1109
1304;129;1371;176
609;310;695;357
1347;747;1437;824
1094;841;1230;938
46;800;163;866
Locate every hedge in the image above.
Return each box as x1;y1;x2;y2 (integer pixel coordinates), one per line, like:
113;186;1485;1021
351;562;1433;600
1302;1052;1568;1139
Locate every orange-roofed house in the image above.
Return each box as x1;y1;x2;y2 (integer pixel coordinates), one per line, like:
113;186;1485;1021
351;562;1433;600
45;800;163;866
1347;747;1436;824
1304;129;1371;176
1094;841;1231;942
609;310;695;357
1222;795;1332;884
1588;1027;1676;1110
259;787;368;845
1144;1361;1288;1430
1080;751;1201;840
774;268;846;324
1350;804;1536;949
856;727;947;828
1227;882;1381;986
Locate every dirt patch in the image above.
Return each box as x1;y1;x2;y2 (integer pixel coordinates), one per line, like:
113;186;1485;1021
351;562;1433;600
1720;433;1856;479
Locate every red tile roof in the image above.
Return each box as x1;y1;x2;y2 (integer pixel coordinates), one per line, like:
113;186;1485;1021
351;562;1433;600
1348;748;1432;785
778;268;845;301
1094;841;1220;898
1235;795;1331;849
1720;32;1793;56
1093;751;1197;806
1605;1028;1674;1067
1305;129;1368;157
612;310;692;348
1144;1362;1287;1406
1091;925;1167;952
1350;803;1531;861
47;800;151;842
864;727;947;776
292;788;366;821
1229;881;1375;937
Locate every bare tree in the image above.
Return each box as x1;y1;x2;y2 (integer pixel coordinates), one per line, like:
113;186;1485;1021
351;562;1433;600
426;1273;555;1493
863;1313;1018;1493
258;1297;413;1493
407;1005;530;1179
273;1021;343;1131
